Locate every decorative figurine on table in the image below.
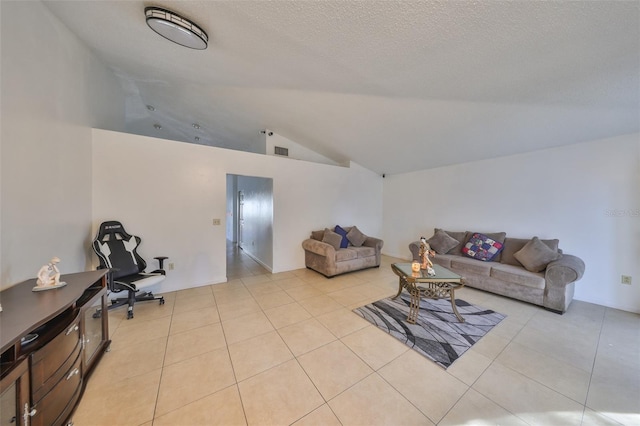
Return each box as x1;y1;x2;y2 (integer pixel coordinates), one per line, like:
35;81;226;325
418;237;436;276
34;257;67;291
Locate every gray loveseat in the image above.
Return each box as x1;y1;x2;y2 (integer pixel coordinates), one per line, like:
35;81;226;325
410;229;585;313
302;226;384;277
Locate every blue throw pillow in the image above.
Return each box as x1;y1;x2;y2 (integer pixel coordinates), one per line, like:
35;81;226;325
334;225;350;248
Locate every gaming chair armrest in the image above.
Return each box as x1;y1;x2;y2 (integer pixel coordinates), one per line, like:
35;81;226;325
96;265;120;273
95;265;123;291
154;256;169;273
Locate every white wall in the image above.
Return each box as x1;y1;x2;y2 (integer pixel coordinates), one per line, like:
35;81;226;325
382;133;640;313
0;1;125;289
92;129;383;293
237;175;274;270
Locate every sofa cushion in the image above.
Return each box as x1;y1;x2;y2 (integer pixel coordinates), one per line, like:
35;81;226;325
351;246;376;258
490;263;545;289
462;233;505;261
501;237;560;267
514;237;562;272
427;229;459;254
322;228;343;250
335;248;358;262
311;230;325;241
451;257;492;276
347;226;367;247
432;254;454;269
334;225;350;248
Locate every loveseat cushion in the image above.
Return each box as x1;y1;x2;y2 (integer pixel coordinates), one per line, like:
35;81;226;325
310;230;325;241
501;237;559;267
351;246;376;258
451;257;492;276
514;237;562;272
347;226;367;247
335;248;358;262
462;232;505;261
322;228;343;250
490;263;545;289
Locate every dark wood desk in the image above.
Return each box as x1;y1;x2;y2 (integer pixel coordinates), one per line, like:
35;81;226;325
1;270;110;426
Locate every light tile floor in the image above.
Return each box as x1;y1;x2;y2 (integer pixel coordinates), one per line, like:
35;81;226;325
73;245;640;425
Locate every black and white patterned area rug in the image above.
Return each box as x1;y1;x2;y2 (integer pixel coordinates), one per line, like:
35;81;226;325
353;294;505;369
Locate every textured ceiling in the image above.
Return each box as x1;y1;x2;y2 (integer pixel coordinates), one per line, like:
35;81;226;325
44;0;639;174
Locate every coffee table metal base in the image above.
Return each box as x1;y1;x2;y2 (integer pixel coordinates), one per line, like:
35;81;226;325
391;263;465;324
394;281;465;324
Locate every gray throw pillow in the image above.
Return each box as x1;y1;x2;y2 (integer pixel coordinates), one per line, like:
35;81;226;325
310;230;325;241
502;238;559;266
514;236;562;272
436;229;470;254
346;226;367;247
322;228;343;250
427;229;459;254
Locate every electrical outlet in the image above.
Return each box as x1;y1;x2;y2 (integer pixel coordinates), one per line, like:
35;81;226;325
212;218;221;226
169;263;175;270
621;275;632;285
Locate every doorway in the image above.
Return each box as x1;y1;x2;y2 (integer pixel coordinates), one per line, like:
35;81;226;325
226;174;274;278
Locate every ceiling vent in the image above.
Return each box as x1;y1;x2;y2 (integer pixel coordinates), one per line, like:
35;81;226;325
274;146;289;157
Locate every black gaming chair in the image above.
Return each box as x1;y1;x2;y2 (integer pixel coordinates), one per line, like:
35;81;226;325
92;221;167;319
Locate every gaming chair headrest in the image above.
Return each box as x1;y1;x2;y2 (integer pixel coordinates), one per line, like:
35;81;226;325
95;220;132;242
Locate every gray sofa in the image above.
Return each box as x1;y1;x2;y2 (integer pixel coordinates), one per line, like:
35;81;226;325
302;226;384;277
410;229;585;313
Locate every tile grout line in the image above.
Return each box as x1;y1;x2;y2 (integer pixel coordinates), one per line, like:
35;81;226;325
580;305;608;425
150;296;175;425
439;307;537;426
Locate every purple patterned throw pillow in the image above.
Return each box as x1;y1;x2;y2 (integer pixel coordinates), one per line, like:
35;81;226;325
462;233;504;261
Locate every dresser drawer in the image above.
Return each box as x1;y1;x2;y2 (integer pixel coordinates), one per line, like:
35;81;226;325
31;313;81;399
31;353;82;426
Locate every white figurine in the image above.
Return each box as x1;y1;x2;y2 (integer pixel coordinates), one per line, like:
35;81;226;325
36;257;62;287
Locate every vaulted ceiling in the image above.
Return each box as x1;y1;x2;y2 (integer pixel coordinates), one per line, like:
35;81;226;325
44;1;639;175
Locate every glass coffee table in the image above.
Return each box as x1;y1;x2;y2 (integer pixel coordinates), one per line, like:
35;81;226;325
391;263;465;323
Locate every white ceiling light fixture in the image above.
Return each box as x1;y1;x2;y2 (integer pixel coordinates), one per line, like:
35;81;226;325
145;6;208;50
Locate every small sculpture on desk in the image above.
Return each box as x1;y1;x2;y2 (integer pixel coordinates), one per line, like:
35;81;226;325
34;257;67;291
418;237;436;277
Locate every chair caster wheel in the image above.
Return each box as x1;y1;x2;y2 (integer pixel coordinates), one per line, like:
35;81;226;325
159;298;165;305
127;311;134;319
92;310;102;319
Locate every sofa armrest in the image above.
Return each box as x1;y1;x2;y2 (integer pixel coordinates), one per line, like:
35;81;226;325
363;236;384;251
302;238;336;258
545;254;585;287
